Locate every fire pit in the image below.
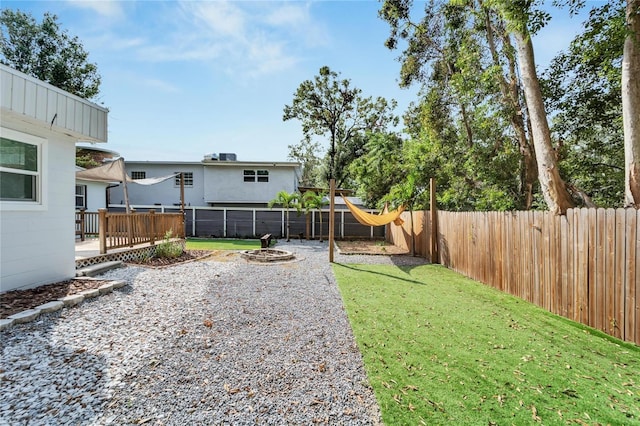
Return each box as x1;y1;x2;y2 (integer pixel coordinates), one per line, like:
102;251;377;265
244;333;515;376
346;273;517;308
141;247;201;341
240;248;295;263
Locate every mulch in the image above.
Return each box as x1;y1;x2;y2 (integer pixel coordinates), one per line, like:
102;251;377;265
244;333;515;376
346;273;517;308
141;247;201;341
0;250;211;319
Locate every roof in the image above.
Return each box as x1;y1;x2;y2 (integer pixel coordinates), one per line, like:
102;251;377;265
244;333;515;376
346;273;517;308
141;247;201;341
123;160;301;167
1;64;108;142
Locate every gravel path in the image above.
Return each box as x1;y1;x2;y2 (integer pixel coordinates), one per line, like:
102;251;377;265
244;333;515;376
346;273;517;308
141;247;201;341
0;241;426;425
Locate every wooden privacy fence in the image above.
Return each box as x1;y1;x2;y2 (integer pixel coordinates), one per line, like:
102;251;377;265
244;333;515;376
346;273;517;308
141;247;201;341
387;208;639;346
97;208;185;254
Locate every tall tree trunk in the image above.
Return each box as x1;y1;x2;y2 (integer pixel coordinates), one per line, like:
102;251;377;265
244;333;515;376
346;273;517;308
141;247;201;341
483;7;538;209
513;31;575;214
623;0;640;207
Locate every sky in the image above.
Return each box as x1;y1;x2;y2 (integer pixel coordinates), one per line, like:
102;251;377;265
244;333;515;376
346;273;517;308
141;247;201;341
2;0;606;163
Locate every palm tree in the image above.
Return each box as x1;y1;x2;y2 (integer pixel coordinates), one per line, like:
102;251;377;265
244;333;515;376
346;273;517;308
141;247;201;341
302;191;329;242
268;190;300;242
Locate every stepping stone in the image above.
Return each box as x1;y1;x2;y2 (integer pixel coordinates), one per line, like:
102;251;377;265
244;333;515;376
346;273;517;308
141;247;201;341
0;318;15;331
58;294;84;307
81;289;100;298
111;280;126;289
98;283;114;294
35;301;64;313
8;309;40;324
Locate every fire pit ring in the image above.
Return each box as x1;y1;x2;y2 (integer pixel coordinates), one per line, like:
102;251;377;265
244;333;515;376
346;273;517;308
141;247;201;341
241;248;295;263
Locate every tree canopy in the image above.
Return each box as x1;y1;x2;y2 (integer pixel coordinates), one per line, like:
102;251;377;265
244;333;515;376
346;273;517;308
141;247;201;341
283;66;398;188
0;9;101;99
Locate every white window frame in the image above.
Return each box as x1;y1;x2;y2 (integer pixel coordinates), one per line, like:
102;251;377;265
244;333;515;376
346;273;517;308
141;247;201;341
174;172;194;187
75;184;87;209
0;128;47;211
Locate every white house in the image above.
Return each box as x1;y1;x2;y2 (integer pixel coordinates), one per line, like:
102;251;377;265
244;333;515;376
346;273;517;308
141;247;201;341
109;156;301;208
0;64;108;292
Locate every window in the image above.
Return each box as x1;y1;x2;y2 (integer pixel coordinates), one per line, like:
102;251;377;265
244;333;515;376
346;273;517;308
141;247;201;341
131;171;146;180
174;172;193;187
75;185;87;209
0;134;41;203
243;170;256;182
244;169;269;183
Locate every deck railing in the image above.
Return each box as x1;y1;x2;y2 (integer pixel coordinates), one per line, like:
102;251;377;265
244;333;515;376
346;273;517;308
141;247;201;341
97;208;185;254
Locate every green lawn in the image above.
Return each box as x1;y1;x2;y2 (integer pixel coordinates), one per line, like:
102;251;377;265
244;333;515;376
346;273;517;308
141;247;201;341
333;263;640;425
185;238;261;250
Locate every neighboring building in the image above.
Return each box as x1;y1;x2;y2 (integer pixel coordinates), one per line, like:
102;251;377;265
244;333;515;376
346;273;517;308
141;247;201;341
109;155;301;208
75;166;114;211
1;64;108;292
75;145;121;211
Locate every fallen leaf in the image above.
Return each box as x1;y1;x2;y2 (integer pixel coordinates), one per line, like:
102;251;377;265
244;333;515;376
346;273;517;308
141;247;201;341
203;319;213;328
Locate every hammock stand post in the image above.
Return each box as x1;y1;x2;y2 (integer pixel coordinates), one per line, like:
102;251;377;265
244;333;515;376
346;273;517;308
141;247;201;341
329;179;335;262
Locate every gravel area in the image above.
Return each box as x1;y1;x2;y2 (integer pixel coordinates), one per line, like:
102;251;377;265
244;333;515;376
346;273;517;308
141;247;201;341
0;241;425;425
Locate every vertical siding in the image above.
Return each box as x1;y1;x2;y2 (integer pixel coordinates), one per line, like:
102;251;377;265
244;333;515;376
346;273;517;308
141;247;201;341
0;65;107;142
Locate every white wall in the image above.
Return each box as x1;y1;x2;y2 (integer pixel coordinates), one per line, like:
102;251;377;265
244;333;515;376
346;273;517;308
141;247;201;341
203;166;298;204
1;123;77;292
81;180;109;211
110;162;299;207
110;163;205;207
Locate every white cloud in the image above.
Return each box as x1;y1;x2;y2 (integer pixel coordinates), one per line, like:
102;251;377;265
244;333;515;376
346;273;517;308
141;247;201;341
127;1;327;79
66;0;125;19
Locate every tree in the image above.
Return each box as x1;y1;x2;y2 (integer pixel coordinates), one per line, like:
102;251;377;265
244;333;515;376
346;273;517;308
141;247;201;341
268;190;300;242
489;1;575;214
0;9;101;99
287;136;323;187
543;1;626;207
302;191;328;242
349;132;405;207
380;0;579;213
283;66;398;188
622;0;640;207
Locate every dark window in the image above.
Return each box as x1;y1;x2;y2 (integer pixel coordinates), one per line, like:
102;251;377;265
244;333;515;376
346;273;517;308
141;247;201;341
0;137;39;202
131;171;146;180
244;170;256;182
75;185;87;209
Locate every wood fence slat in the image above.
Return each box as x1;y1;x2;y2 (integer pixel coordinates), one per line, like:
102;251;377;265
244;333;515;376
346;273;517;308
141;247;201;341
624;208;637;343
595;209;607;333
559;215;569;317
387;207;639;345
605;209;617;336
587;208;598;329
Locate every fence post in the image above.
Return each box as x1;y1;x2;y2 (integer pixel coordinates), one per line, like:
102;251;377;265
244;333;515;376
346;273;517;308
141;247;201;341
149;209;156;245
329;179;335;262
98;208;107;254
128;209;136;247
430;178;438;264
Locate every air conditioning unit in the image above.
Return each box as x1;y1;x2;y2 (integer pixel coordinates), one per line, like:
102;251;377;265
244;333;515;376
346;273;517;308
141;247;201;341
204;153;219;161
219;153;237;161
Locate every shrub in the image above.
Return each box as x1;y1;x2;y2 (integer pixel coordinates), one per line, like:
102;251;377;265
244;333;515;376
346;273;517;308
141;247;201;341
155;230;184;259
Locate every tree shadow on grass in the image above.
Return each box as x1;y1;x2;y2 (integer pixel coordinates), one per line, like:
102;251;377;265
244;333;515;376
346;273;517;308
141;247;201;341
333;263;431;287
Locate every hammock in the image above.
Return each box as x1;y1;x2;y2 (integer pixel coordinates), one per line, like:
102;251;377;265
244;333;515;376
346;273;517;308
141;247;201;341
342;196;405;226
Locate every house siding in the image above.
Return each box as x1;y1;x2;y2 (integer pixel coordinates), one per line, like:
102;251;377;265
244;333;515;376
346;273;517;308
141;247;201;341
1;123;77;291
1;65;108;292
109;161;300;208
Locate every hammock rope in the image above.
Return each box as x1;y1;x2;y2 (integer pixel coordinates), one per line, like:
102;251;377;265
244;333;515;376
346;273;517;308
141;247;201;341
341;196;405;227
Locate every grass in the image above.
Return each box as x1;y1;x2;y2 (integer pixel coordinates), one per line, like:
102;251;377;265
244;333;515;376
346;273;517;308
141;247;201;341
185;238;261;250
333;263;640;426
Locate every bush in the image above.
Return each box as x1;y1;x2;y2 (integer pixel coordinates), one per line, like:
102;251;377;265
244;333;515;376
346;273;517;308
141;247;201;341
155;230;184;259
